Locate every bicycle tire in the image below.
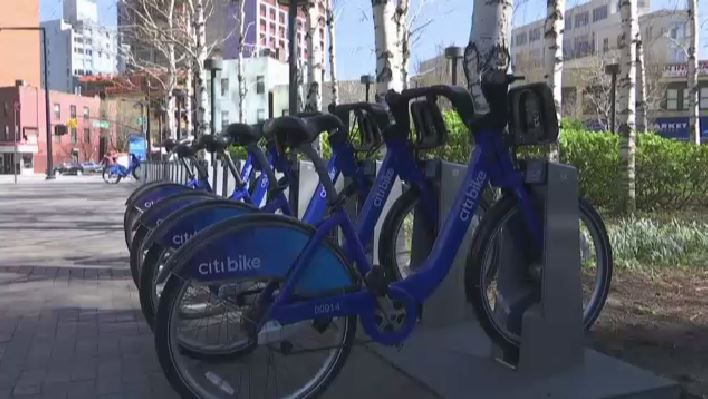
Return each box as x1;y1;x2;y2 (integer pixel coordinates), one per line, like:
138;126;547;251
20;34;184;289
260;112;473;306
129;225;149;288
139;242;166;329
378;187;489;281
102;166;120;184
155;271;356;399
464;195;613;353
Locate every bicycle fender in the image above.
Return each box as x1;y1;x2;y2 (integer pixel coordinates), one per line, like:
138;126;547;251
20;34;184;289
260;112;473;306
130;183;195;212
168;214;358;297
149;201;260;285
135;192;215;231
126;182;169;206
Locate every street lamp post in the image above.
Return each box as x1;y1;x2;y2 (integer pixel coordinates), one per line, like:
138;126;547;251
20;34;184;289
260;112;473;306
204;55;223;190
0;27;53;178
13;102;20;184
278;0;309;115
604;62;620;133
360;75;375;102
444;46;464;86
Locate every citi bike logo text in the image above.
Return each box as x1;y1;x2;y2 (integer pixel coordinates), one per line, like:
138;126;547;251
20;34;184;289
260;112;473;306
198;255;262;276
374;168;395;207
143;200;155;208
172;231;197;246
459;171;487;222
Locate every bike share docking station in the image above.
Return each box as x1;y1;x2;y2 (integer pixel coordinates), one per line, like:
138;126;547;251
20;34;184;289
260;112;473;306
368;89;680;398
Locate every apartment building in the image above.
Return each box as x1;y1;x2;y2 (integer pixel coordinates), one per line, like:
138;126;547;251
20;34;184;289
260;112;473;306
41;0;118;93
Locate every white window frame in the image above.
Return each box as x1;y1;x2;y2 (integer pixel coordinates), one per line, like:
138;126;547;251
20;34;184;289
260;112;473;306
666;88;678;110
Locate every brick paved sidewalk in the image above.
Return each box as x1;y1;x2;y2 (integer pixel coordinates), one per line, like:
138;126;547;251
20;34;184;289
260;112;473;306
0;182;438;399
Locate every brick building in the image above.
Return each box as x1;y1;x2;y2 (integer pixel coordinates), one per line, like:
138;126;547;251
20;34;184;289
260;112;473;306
0;0;41;88
0;84;116;175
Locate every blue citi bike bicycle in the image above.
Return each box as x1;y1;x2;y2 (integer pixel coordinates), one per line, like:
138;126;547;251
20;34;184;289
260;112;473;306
103;153;142;184
136;104;391;331
153;79;612;398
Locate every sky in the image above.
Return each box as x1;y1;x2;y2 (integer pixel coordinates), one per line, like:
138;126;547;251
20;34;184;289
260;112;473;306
40;0;707;80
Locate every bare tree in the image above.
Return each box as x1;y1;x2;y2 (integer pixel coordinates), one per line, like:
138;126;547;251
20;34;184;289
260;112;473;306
232;0;248;122
373;0;403;100
119;0;185;139
305;1;324;112
326;0;339;106
687;0;700;144
545;0;564;161
463;0;513;114
617;0;638;213
635;34;647;132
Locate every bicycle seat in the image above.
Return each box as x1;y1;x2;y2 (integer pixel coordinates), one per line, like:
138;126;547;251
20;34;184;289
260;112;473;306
225;123;263;146
162;139;176;152
198;134;231;153
264;114;343;149
173;143;196;159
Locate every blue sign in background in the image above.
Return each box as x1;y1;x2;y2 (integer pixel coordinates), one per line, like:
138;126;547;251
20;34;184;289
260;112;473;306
129;135;147;160
651;117;708;142
584;117;708;142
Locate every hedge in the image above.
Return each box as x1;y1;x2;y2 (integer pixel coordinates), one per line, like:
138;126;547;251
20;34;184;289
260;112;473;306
232;112;708;212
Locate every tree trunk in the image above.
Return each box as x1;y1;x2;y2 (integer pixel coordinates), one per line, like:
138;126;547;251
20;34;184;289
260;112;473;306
373;0;403;101
395;0;410;89
305;2;323;113
463;0;513;115
616;0;638;213
545;0;564;162
235;0;246;123
195;1;209;137
186;68;193;137
326;0;338;106
687;0;700;144
635;35;647;133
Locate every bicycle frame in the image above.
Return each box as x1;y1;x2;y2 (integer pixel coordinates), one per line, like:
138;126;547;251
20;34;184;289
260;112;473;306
263;127;544;345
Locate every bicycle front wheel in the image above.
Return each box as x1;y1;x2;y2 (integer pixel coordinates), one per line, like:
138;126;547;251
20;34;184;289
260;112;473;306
155;274;356;399
464;196;613;353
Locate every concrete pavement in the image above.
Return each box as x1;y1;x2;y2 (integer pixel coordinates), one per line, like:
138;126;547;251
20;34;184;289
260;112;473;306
0;178;438;399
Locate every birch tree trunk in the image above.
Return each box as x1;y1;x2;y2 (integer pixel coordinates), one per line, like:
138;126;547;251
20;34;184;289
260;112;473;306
305;2;323;113
194;1;209;136
687;0;700;144
235;0;246;122
326;0;339;106
616;0;638;213
635;35;647;133
463;0;513;115
186;68;193;137
545;0;564;162
373;0;403;101
395;0;410;89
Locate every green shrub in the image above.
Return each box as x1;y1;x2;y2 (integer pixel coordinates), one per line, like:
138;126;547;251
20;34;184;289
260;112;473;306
607;217;708;269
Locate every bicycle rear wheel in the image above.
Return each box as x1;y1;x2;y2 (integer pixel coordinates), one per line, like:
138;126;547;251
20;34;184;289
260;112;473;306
102;166;120;184
155;273;356;399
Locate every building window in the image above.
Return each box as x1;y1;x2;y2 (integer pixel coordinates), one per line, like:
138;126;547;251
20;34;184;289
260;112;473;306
71;127;77;144
256;76;265;94
592;5;607;22
83;106;89;120
84;128;91;144
515;31;528;46
565;13;573;31
683;89;690;110
54;104;61;119
603;38;609;52
3;125;8;141
529;28;541;42
575;11;589;28
221;111;229;131
70;105;77;119
257;108;266;122
221;78;229;96
700;88;708;109
666;89;678;110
